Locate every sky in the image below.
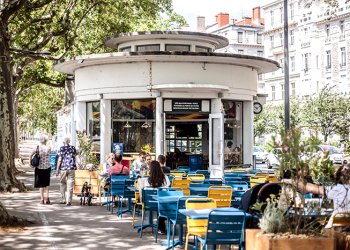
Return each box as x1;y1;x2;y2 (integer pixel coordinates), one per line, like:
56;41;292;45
172;0;270;31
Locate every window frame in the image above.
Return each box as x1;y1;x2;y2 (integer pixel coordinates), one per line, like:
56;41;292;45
238;32;243;43
326;50;332;68
195;46;211;52
165;44;190;52
341;47;346;67
270;35;274;48
281;84;285;100
271;86;276;100
291;56;295;72
238;49;244;55
136;44;160;52
291;83;296;97
257;34;262;44
340;21;345;37
280;8;283;23
271;10;274;26
290;4;294;20
119;46;131;52
257;51;263;57
290;30;294;45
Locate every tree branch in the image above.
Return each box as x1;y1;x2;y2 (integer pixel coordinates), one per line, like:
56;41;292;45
25;0;54;9
37;79;65;88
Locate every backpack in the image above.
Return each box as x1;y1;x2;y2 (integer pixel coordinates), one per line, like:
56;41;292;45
31;146;40;167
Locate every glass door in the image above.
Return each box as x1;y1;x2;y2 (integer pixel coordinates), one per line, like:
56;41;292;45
209;113;224;178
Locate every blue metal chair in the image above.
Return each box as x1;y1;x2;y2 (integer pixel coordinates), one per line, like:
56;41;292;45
197;209;246;250
196;170;210;179
50;153;58;175
118;179;135;218
155;188;184;245
209;179;222;186
225;176;243;183
177;166;190;173
189;181;210;187
169;197;190;250
106;173;128;214
231;190;246;207
225;181;249;190
140;188;158;238
224;173;240;178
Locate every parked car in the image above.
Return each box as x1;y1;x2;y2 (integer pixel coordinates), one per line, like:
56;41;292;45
253;146;268;164
267;148;282;169
308;145;349;164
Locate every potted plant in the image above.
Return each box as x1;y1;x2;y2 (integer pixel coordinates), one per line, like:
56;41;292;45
246;127;338;250
76;130;99;170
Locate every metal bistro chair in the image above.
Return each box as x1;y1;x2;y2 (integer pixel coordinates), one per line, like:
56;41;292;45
231;190;246;208
250;177;268;188
187;174;205;181
255;172;270;177
208;186;233;208
189;181;210;187
132;180;142;227
225;181;249;190
177;166;190;173
155;187;184;245
247;169;261;174
106;173;128;214
196;170;210;180
224;173;240;178
185;198;217;250
172;178;192;195
171;170;186;178
197;209;246;250
118;179;135;218
208;179;223;186
265;176;280;182
166;174;175;184
224;176;242;183
140;188;158;238
50;153;58;175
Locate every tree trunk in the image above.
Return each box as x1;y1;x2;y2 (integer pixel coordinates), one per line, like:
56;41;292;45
0;26;25;225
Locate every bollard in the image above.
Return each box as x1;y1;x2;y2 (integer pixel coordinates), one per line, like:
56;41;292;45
252;155;256;170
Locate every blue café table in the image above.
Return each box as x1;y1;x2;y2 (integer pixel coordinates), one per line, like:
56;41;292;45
153;195;205;250
179;207;252;250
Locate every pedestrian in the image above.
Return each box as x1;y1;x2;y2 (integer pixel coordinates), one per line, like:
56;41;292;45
56;137;77;206
29;134;52;204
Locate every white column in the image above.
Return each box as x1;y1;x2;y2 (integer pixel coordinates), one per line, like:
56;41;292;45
100;99;111;164
156;96;163;158
70;104;76;147
75;101;86;132
243;101;254;165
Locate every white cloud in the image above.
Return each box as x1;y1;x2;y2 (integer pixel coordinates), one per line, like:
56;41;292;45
172;0;270;31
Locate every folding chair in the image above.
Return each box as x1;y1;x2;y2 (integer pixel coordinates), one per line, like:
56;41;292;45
172;178;191;195
188;174;205;181
106;173;128;214
208;186;232;207
140;188;158;238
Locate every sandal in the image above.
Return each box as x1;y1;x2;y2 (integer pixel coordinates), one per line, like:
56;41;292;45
60;200;66;204
40;200;44;204
46;198;50;204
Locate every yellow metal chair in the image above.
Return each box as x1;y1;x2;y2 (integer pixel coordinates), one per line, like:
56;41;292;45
329;212;350;227
171;170;186;177
187;174;205;181
185;198;217;250
208;186;232;207
250;177;267;188
132;180;143;226
265;176;279;182
171;178;192;195
255;172;269;177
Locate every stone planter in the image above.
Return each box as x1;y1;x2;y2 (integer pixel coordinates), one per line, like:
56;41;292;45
323;228;350;250
246;229;336;250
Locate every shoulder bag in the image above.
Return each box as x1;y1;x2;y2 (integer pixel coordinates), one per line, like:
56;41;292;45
31;146;40;167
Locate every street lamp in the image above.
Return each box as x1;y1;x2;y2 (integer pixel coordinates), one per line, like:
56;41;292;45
10;48;51;55
284;0;290;131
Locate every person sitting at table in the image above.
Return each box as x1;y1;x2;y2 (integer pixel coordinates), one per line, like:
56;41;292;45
132;151;146;174
103;153;116;174
140;154;152;174
144;161;171;234
108;153;130;176
225;141;233;153
157;155;170;173
172;148;185;162
283;165;350;229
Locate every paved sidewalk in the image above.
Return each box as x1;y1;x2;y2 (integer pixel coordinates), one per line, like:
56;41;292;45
0;167;176;250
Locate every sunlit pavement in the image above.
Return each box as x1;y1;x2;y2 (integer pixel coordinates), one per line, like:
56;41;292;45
0;167;170;250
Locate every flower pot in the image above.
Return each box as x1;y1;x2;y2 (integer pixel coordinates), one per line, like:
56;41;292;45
323;228;350;250
246;229;336;250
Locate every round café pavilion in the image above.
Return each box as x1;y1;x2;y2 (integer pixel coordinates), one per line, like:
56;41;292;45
53;31;278;177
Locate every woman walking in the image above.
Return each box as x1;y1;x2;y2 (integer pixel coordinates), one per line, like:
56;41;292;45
29;134;52;204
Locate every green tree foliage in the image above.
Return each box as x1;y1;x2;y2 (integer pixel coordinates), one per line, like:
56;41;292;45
303;85;350;142
254;104;275;138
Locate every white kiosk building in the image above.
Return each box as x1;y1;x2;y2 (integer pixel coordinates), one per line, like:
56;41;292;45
54;31;278;177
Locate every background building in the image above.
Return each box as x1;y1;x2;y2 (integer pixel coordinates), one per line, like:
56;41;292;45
262;0;350;104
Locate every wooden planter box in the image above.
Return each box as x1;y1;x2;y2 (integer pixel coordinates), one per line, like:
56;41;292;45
323;228;350;250
246;229;336;250
74;170;99;195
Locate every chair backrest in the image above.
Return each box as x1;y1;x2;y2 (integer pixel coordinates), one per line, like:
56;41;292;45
209;179;223;186
177;166;190;173
158;187;183;196
171;178;191;195
247;169;261;174
255;172;269;177
158;194;178;219
266;176;279;182
224;173;240;178
174;197;189;224
208;186;233;207
329;212;350;227
185;198;217;232
171;170;186;177
122;179;135;198
142;188;158;210
250;177;268;188
196;170;210;177
189;181;210;187
224;177;242;182
187;174;205;181
109;174;129;196
225;181;249;190
204;210;246;246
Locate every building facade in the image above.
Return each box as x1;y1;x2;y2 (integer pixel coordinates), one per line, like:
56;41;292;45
263;0;350;104
54;31;278;177
196;8;267;93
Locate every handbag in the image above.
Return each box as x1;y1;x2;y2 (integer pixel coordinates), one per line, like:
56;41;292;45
31;146;40;167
